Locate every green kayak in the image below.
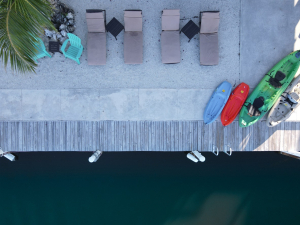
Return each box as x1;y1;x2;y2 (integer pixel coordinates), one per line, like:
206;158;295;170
239;50;300;127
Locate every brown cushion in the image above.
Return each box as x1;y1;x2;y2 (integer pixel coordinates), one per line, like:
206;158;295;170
124;32;143;64
86;12;105;32
162;9;180;31
87;33;106;65
200;33;219;65
124;11;142;31
161;31;180;64
200;12;220;34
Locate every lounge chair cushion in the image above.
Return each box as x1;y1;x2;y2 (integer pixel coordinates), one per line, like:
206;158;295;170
86;12;105;33
161;31;180;63
124;11;142;32
200;33;219;65
162;9;180;31
200;12;220;34
87;33;106;65
124;31;143;64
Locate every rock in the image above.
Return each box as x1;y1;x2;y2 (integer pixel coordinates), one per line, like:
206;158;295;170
52;33;57;41
59;4;65;13
60;30;67;37
66;12;73;19
59;24;66;30
59;3;69;13
56;33;62;39
68;9;75;14
53;23;59;29
45;29;54;38
48;0;58;6
67;19;74;26
58;36;67;44
54;14;64;24
47;0;76;38
67;26;75;33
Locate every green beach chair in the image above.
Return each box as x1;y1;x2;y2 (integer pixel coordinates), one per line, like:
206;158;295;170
33;38;51;62
61;33;83;65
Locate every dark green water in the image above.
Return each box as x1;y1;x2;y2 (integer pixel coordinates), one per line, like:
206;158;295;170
0;152;300;225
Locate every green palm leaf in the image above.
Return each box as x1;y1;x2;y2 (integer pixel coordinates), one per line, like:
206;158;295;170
0;0;55;74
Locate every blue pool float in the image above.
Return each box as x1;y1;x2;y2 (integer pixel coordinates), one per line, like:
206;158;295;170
204;81;232;124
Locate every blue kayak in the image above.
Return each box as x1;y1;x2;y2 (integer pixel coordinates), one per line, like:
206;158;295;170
204;81;232;124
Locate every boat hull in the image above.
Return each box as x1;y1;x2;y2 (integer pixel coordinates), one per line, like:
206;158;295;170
204;81;232;124
239;50;300;127
267;75;300;127
221;82;250;126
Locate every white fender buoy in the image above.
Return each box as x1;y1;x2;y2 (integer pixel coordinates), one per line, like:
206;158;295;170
187;151;205;163
88;150;103;163
187;152;199;162
193;151;205;162
0;148;16;161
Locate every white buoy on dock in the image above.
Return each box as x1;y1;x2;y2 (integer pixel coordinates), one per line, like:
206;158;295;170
88;150;103;163
187;151;205;163
0;148;16;161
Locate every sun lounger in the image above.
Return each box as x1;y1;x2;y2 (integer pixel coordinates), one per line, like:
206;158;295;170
161;9;180;64
124;10;143;64
86;9;106;65
199;11;220;65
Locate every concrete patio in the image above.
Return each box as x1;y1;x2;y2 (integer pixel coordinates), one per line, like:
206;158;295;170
0;0;299;122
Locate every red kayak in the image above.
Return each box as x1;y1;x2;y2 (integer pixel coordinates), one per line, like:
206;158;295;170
221;82;250;126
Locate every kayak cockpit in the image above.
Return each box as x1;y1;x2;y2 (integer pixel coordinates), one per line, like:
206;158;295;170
285;92;299;107
247;96;264;117
269;71;286;88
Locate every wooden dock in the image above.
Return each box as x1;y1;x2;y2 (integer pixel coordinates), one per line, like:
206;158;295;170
0;121;299;152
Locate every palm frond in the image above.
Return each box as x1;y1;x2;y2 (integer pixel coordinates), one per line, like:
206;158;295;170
0;0;55;74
